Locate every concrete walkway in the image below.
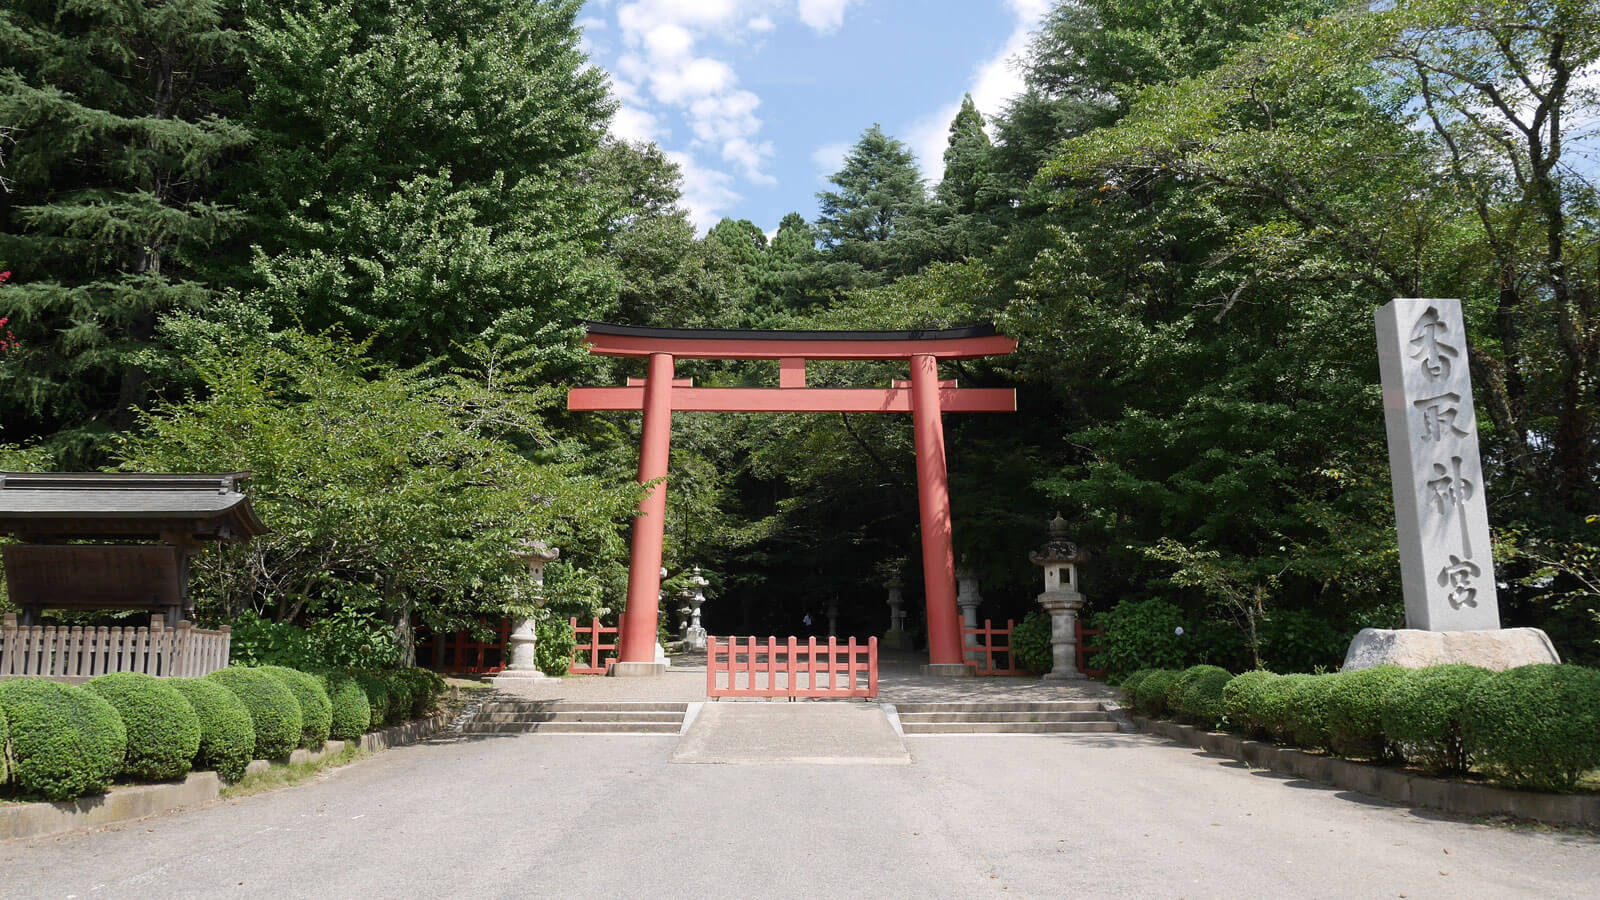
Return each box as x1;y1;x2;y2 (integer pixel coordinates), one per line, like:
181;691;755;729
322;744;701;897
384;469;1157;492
4;726;1597;897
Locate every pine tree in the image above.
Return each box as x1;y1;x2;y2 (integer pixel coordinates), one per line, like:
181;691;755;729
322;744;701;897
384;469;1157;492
937;94;994;214
0;0;249;463
813;124;927;279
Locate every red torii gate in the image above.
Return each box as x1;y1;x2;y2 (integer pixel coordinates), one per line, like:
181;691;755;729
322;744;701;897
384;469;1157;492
568;323;1017;675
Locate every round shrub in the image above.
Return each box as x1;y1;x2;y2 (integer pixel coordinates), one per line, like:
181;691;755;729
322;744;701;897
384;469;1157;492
1086;599;1188;680
1009;610;1053;674
535;617;574;677
0;679;126;800
1324;666;1406;760
1462;664;1600;792
1178;667;1234;730
260;666;332;748
319;671;372;741
1133;669;1181;716
393;668;445;718
1222;670;1278;736
1165;665;1229;718
85;673;201;782
167;678;255;783
1120;669;1156;703
1253;673;1312;743
1285;674;1341;752
381;670;416;725
354;672;392;729
1380;664;1492;775
206;667;303;759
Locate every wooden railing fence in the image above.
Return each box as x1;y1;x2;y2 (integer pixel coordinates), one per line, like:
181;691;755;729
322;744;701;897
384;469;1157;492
0;613;232;682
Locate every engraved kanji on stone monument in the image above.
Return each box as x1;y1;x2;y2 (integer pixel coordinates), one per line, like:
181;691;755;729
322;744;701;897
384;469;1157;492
1376;299;1499;630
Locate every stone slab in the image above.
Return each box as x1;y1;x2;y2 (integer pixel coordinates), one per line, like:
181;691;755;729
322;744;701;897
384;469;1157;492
608;661;667;677
919;663;974;678
1341;627;1560;671
671;702;910;765
0;772;220;841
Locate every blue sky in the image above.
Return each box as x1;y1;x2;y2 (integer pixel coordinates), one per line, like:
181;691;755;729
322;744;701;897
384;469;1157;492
579;1;1051;233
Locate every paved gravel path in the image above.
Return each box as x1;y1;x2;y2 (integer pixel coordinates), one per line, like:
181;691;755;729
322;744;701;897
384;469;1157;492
4;726;1596;899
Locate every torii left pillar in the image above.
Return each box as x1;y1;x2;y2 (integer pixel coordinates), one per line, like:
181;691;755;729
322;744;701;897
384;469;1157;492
614;351;675;676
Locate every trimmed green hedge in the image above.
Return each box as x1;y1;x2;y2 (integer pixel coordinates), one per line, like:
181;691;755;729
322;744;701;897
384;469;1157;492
0;680;126;800
381;670;416;725
1462;664;1600;792
85;672;202;782
0;704;8;785
1174;666;1233;730
168;678;255;783
1119;669;1156;698
260;666;333;748
207;667;303;759
1132;669;1180;716
1221;670;1277;737
1380;664;1491;775
1252;673;1311;743
320;671;372;741
1325;666;1406;761
1285;674;1340;752
354;672;392;729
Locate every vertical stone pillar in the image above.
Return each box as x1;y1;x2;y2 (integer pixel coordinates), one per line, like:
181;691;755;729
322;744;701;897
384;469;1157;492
496;541;559;681
882;582;912;650
1375;299;1498;630
955;566;982;665
825;598;839;638
682;568;708;650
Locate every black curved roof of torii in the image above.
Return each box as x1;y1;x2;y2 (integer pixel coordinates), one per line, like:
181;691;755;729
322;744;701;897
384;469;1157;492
583;322;999;342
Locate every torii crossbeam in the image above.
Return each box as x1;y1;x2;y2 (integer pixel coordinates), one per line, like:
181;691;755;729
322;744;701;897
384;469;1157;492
568;323;1017;675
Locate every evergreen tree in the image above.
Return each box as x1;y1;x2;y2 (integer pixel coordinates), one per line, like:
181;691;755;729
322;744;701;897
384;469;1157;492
813;124;927;279
0;0;249;463
937;94;994;214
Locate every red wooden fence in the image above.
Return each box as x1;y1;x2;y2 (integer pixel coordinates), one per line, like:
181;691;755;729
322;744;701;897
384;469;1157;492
1076;619;1104;677
962;618;1027;676
416;618;511;674
706;635;877;699
569;617;619;675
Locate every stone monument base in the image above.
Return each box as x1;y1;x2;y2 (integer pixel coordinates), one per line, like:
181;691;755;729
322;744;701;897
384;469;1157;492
921;663;975;678
1341;627;1560;672
881;630;913;651
1042;668;1086;681
609;661;667;677
492;669;547;682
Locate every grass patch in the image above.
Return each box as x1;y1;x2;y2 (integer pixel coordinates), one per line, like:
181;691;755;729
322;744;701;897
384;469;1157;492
221;744;370;800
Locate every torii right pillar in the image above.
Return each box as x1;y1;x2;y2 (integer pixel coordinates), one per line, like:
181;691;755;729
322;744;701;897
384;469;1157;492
910;353;968;674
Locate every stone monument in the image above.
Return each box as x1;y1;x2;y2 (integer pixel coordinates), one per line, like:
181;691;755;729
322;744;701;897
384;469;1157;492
882;578;912;651
1344;299;1559;670
494;541;558;682
680;567;708;650
955;564;983;665
825;597;839;638
1030;515;1088;680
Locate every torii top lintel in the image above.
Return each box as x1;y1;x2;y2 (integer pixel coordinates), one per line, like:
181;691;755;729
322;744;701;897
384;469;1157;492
579;322;1017;361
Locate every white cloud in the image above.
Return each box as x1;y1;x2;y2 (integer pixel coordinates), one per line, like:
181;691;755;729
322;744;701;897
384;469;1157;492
907;1;1047;184
795;0;856;33
724;138;777;185
667;150;742;232
748;15;776;33
611;104;662;144
811;141;851;180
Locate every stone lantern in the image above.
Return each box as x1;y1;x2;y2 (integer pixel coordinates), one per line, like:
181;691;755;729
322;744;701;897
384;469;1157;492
495;540;559;681
680;567;709;650
883;576;912;650
955;563;983;665
1029;515;1089;680
825;596;840;638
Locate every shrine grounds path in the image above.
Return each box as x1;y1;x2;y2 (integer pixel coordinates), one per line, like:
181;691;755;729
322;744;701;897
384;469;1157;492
4;720;1598;898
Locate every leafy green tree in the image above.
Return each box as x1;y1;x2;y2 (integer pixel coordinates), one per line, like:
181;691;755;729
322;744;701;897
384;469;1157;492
116;326;635;664
0;0;250;464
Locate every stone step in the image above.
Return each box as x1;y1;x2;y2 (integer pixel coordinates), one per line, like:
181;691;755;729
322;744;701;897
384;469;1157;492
899;721;1120;735
892;700;1103;714
476;701;689;713
473;711;686;724
896;710;1108;724
458;721;683;735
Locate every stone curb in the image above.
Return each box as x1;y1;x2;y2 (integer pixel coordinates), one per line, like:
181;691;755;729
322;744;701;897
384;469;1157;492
1130;715;1600;828
2;713;450;843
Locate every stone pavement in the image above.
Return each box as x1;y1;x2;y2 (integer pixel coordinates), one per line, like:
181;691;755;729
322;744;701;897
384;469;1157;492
5;727;1598;898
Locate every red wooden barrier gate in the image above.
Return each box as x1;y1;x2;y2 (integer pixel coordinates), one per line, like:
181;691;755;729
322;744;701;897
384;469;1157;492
963;618;1026;676
569;617;619;675
1076;619;1104;677
707;635;877;699
417;618;511;674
